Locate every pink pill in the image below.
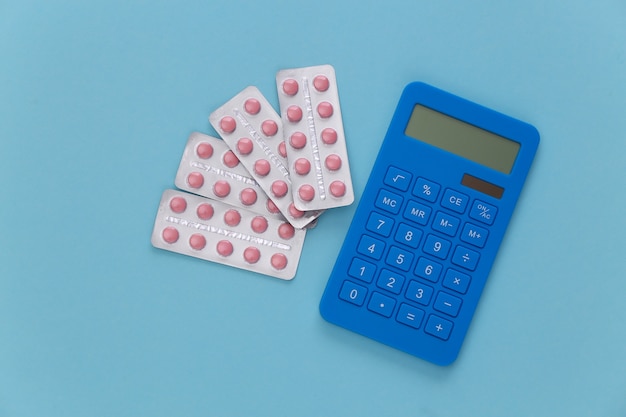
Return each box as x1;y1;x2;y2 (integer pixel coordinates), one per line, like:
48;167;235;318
289;132;307;149
243;247;261;264
169;196;187;213
330;180;346;197
287;105;303;123
196;203;214;220
271;180;288;198
278;141;287;158
267;199;280;214
313;75;330;92
244;98;261;115
325;154;342;171
278;223;295;240
298;184;315;201
262;120;278;137
196;142;214;159
271;253;288;270
162;227;179;244
217;240;234;257
224;209;241;226
317;101;334;118
223;150;240;168
288;203;304;218
251;216;269;233
187;172;204;189
220;116;236;133
254;159;271;176
189;233;206;250
237;138;253;155
240;188;258;206
282;79;299;96
213;180;231;198
322;128;337;145
294;158;311;175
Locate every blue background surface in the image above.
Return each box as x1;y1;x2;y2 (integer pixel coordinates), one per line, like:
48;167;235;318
1;1;625;416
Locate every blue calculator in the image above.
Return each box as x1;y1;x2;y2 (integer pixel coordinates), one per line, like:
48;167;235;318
319;82;539;365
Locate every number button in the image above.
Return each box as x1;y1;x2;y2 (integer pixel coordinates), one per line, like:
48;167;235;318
366;212;394;237
376;269;405;295
339;281;368;306
396;303;425;329
451;245;480;270
433;291;462;317
460;223;488;248
413;177;440;202
385;246;414;272
403;200;431;225
394;223;422;248
384;166;412;191
367;292;396;318
442;269;471;294
431;211;460;237
414;257;443;282
348;258;377;283
441;189;469;214
375;189;403;214
423;234;451;259
469;200;497;225
357;235;386;260
405;280;433;306
425;315;454;340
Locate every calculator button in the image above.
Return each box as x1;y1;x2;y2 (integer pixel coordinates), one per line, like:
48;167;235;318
367;292;396;317
396;303;425;329
385;246;414;272
413;177;440;202
431;211;460;237
442;268;471;294
469;200;497;225
414;257;443;282
366;212;394;237
403;200;432;225
357;235;386;260
339;281;368;306
405;280;434;306
394;223;422;248
376;269;405;295
422;234;452;259
384;166;412;191
433;291;462;317
460;223;489;248
348;258;377;283
425;315;454;340
441;189;469;214
451;245;480;270
375;189;403;214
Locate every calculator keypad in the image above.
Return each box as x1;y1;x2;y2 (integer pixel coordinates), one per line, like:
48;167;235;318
337;167;498;342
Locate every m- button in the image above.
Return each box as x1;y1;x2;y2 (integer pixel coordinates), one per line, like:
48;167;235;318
375;189;403;214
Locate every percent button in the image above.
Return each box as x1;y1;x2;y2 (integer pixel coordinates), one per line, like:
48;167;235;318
413;178;440;203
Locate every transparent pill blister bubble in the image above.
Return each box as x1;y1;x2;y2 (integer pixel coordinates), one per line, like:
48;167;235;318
151;189;306;280
276;64;354;211
175;132;287;221
209;86;322;229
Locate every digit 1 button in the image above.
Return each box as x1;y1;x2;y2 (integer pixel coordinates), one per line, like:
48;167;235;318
339;281;368;306
384;166;412;191
348;257;377;283
367;292;396;318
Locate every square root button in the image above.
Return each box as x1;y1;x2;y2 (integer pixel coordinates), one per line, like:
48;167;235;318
384;166;412;191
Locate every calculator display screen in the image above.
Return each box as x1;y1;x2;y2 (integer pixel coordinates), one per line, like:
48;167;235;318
404;105;520;174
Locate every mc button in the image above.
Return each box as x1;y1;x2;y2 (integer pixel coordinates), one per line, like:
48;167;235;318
375;189;403;215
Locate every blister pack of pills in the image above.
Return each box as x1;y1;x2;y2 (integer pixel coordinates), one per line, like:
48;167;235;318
276;64;354;211
175;132;285;220
151;189;306;280
209;86;321;229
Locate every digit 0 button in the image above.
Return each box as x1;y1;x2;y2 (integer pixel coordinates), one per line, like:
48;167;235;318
339;281;367;306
